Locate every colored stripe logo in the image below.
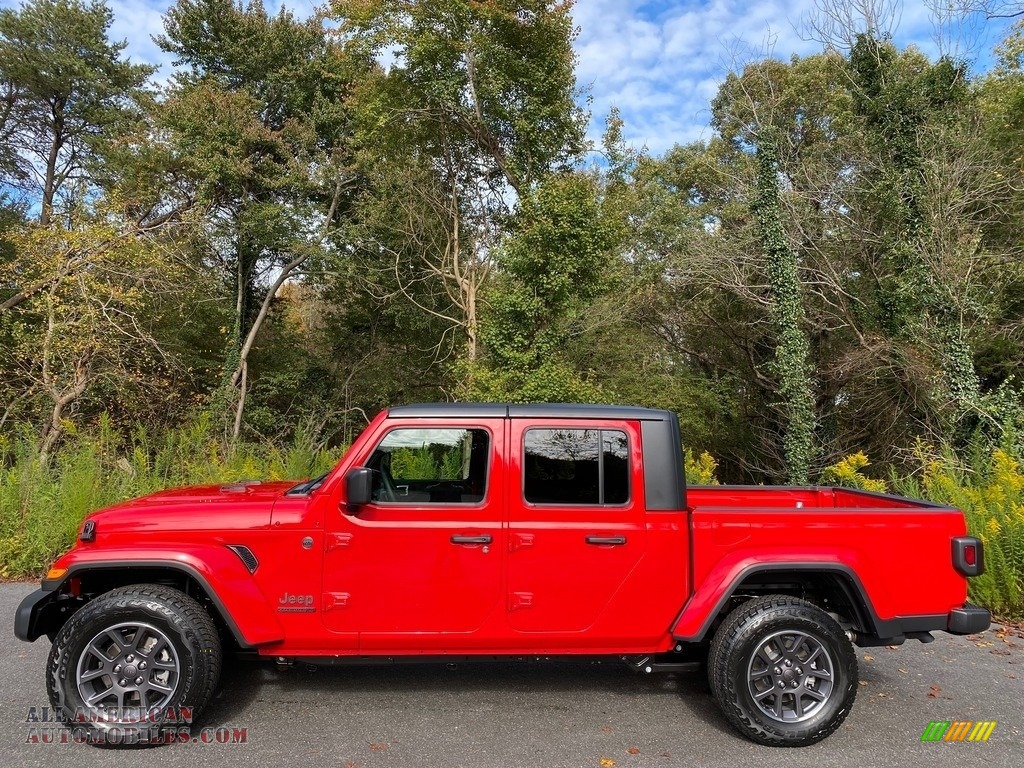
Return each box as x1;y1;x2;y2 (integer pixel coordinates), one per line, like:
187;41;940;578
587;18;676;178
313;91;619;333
920;721;996;742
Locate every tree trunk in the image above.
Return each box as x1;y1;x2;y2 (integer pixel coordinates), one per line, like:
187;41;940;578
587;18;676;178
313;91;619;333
226;177;344;439
40;103;64;227
39;352;92;464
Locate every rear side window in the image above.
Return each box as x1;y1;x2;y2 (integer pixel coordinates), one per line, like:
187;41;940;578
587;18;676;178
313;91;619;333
524;429;630;505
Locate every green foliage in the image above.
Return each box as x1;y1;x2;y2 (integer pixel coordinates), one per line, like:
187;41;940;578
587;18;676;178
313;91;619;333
4;0;1024;623
685;449;720;486
340;0;586;190
0;0;154;219
893;446;1024;619
466;172;618;402
0;414;338;579
754;135;817;484
390;446;463;481
819;453;887;493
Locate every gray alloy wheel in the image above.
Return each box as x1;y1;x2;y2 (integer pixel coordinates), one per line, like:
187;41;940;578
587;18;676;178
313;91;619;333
75;621;181;715
745;629;835;723
47;584;221;746
708;595;858;746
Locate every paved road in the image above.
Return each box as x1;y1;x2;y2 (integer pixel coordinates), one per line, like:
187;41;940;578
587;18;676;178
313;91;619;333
0;582;1020;767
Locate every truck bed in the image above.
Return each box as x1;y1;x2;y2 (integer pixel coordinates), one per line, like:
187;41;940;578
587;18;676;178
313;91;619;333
673;485;969;641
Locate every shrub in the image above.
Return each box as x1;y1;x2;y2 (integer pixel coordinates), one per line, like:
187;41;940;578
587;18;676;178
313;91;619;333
819;452;887;492
905;447;1024;619
685;448;720;485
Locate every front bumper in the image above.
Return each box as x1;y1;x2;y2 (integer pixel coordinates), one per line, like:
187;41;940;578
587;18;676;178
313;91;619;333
14;587;79;642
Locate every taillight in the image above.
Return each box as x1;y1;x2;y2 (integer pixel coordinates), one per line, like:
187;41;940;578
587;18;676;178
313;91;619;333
952;536;984;577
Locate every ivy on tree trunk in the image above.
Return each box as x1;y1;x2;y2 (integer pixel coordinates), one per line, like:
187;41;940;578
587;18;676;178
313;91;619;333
754;134;817;484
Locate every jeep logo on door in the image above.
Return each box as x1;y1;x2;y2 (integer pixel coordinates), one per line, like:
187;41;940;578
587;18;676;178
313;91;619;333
277;592;315;613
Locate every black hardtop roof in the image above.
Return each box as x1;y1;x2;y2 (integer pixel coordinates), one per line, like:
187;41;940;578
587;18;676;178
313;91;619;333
387;403;676;421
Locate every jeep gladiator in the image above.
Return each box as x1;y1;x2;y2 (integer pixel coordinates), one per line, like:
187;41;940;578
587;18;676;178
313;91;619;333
14;404;990;746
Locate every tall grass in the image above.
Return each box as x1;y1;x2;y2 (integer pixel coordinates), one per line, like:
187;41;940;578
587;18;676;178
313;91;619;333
0;414;339;579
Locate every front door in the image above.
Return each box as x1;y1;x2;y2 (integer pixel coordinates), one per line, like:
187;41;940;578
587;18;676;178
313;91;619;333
506;420;647;635
322;419;505;650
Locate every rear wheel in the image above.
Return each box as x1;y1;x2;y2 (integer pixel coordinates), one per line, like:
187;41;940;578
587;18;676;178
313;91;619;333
708;595;857;746
46;584;221;746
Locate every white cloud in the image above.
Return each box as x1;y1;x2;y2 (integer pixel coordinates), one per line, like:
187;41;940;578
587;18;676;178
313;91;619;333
107;0;169;74
572;0;1015;156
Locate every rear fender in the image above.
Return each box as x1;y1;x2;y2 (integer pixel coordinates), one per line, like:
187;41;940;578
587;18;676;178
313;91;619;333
672;554;878;641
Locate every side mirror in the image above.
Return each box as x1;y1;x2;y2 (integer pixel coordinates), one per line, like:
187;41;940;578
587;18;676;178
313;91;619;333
344;467;373;512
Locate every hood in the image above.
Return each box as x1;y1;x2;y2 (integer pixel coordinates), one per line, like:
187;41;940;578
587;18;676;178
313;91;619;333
84;480;296;534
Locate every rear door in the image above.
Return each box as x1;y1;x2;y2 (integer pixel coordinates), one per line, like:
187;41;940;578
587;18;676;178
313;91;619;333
505;419;647;633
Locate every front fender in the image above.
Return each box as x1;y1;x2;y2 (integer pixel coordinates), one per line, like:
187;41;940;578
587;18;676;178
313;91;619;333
42;546;285;647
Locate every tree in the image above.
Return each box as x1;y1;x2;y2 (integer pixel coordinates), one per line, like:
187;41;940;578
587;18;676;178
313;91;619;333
753;134;817;483
0;200;205;459
338;0;587;365
465;171;617;402
0;0;153;228
157;0;359;441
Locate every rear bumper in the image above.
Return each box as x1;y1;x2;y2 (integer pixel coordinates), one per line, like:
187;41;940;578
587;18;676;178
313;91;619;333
946;605;991;635
858;603;991;646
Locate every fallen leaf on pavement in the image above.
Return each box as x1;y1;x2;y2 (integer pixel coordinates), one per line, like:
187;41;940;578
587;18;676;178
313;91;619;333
600;758;615;768
627;747;640;755
928;684;942;698
864;655;874;662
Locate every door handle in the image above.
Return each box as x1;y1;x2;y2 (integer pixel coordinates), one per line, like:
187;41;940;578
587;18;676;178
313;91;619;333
586;535;627;546
451;534;492;545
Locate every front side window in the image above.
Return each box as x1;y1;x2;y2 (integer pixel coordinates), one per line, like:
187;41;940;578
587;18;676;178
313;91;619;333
524;428;630;505
366;428;489;504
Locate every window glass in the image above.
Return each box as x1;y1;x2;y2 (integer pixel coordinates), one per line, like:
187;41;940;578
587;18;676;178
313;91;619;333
524;428;630;505
366;428;489;504
602;430;630;504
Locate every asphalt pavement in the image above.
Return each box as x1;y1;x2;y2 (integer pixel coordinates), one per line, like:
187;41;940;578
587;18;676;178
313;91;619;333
0;582;1020;768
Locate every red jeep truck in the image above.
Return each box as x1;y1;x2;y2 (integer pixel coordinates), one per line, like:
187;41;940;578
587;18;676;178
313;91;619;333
15;404;989;747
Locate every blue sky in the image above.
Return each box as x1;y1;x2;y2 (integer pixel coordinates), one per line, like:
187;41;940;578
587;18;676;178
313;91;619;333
1;0;1016;155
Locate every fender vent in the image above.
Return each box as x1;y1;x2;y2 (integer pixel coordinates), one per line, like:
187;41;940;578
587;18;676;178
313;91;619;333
226;544;259;574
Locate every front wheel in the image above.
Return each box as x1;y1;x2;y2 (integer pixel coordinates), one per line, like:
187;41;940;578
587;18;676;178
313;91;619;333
46;584;222;746
708;595;858;746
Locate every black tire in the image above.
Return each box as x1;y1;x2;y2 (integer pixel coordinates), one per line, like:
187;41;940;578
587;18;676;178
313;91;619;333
46;584;222;747
708;595;857;747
